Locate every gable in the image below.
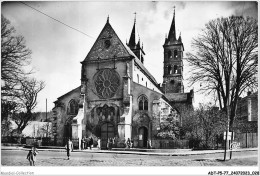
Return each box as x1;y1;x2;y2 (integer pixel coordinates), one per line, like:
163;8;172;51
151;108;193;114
55;86;81;103
84;21;132;61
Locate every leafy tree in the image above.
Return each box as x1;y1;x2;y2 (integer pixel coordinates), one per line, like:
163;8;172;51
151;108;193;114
156;109;180;139
186;16;258;131
181;104;226;149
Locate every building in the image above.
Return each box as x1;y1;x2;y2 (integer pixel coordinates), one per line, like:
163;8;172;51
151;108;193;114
233;91;258;148
52;10;194;149
235;91;258;133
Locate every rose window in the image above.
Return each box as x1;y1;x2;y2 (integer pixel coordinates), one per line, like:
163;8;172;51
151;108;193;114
94;69;120;99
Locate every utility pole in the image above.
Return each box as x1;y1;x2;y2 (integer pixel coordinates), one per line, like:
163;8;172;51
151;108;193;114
46;98;48;138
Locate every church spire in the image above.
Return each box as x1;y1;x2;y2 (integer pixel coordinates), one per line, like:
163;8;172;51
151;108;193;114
107;15;109;23
128;12;137;48
168;6;176;42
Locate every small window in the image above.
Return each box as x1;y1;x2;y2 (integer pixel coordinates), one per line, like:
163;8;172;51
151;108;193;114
173;65;178;73
174;50;178;58
146;82;147;87
68;99;78;115
138;96;148;110
137;74;139;83
168;50;172;58
168;65;172;74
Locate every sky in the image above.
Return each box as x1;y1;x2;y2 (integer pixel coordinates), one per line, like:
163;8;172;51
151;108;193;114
1;1;258;112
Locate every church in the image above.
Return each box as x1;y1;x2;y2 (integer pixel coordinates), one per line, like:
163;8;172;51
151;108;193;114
52;9;193;149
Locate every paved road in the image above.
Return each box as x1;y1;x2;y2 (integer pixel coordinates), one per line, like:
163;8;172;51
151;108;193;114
1;149;258;166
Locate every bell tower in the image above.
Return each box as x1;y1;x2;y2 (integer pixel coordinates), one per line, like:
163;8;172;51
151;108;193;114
127;12;145;64
163;7;184;93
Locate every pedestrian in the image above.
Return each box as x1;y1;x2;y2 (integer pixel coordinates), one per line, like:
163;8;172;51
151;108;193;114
112;137;116;148
97;137;101;150
130;139;134;148
84;137;87;149
107;138;110;150
26;146;39;166
65;138;73;160
126;138;131;148
89;137;93;150
81;138;84;150
108;138;113;150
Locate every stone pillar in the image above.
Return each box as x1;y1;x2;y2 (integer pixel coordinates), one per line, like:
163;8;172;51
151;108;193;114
120;62;133;143
72;94;85;150
124;95;132;140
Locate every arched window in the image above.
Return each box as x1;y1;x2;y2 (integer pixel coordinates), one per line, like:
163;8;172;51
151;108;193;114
137;74;139;83
67;99;78;115
174;50;178;58
138;95;148;110
173;65;178;74
168;65;172;74
168;50;172;58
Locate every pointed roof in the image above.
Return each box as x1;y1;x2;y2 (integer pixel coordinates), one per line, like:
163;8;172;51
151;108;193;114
178;32;182;42
128;19;136;48
83;19;132;61
82;17;158;89
168;8;176;42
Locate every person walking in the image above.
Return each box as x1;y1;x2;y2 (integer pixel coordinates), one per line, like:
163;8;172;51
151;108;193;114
26;146;39;166
89;137;93;150
97;137;101;150
126;138;131;148
81;138;84;150
65;138;73;160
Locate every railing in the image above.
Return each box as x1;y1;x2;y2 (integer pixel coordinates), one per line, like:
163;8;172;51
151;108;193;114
152;139;189;149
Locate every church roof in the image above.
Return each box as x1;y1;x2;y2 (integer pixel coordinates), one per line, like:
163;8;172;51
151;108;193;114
122;40;158;86
164;8;184;49
165;93;188;102
128;21;136;48
82;18;159;91
167;9;176;42
54;86;81;103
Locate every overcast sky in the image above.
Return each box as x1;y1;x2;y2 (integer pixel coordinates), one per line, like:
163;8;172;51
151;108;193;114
1;1;257;112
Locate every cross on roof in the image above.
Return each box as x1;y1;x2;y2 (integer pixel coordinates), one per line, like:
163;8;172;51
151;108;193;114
134;12;137;23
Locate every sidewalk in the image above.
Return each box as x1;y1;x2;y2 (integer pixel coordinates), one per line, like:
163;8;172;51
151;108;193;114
1;145;257;156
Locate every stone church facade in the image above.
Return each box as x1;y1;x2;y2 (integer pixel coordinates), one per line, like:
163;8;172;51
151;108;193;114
52;10;193;149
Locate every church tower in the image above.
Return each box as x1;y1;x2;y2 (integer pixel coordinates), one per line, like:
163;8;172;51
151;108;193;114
163;7;184;93
127;13;145;64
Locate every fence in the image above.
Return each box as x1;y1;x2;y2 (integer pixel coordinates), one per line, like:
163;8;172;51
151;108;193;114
1;136;79;148
2;133;257;149
234;132;258;148
152;139;189;149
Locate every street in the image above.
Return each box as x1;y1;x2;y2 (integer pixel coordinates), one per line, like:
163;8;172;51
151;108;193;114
1;149;258;166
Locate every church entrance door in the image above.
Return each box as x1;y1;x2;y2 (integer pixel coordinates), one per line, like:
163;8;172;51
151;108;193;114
138;126;148;148
100;122;114;149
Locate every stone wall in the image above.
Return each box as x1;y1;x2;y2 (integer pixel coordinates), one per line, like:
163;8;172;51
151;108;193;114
52;87;81;146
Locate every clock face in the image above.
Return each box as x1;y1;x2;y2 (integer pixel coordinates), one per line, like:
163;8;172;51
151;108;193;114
104;39;111;49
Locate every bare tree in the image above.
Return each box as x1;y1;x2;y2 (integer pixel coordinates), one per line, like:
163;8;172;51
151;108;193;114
1;14;32;97
186;16;257;132
12;78;45;134
1;15;45;135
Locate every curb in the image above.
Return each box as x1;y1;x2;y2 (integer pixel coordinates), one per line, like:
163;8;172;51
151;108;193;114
1;147;257;156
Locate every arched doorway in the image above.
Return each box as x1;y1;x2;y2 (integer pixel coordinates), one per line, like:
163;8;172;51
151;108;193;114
63;117;73;145
100;122;114;149
138;126;148;148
